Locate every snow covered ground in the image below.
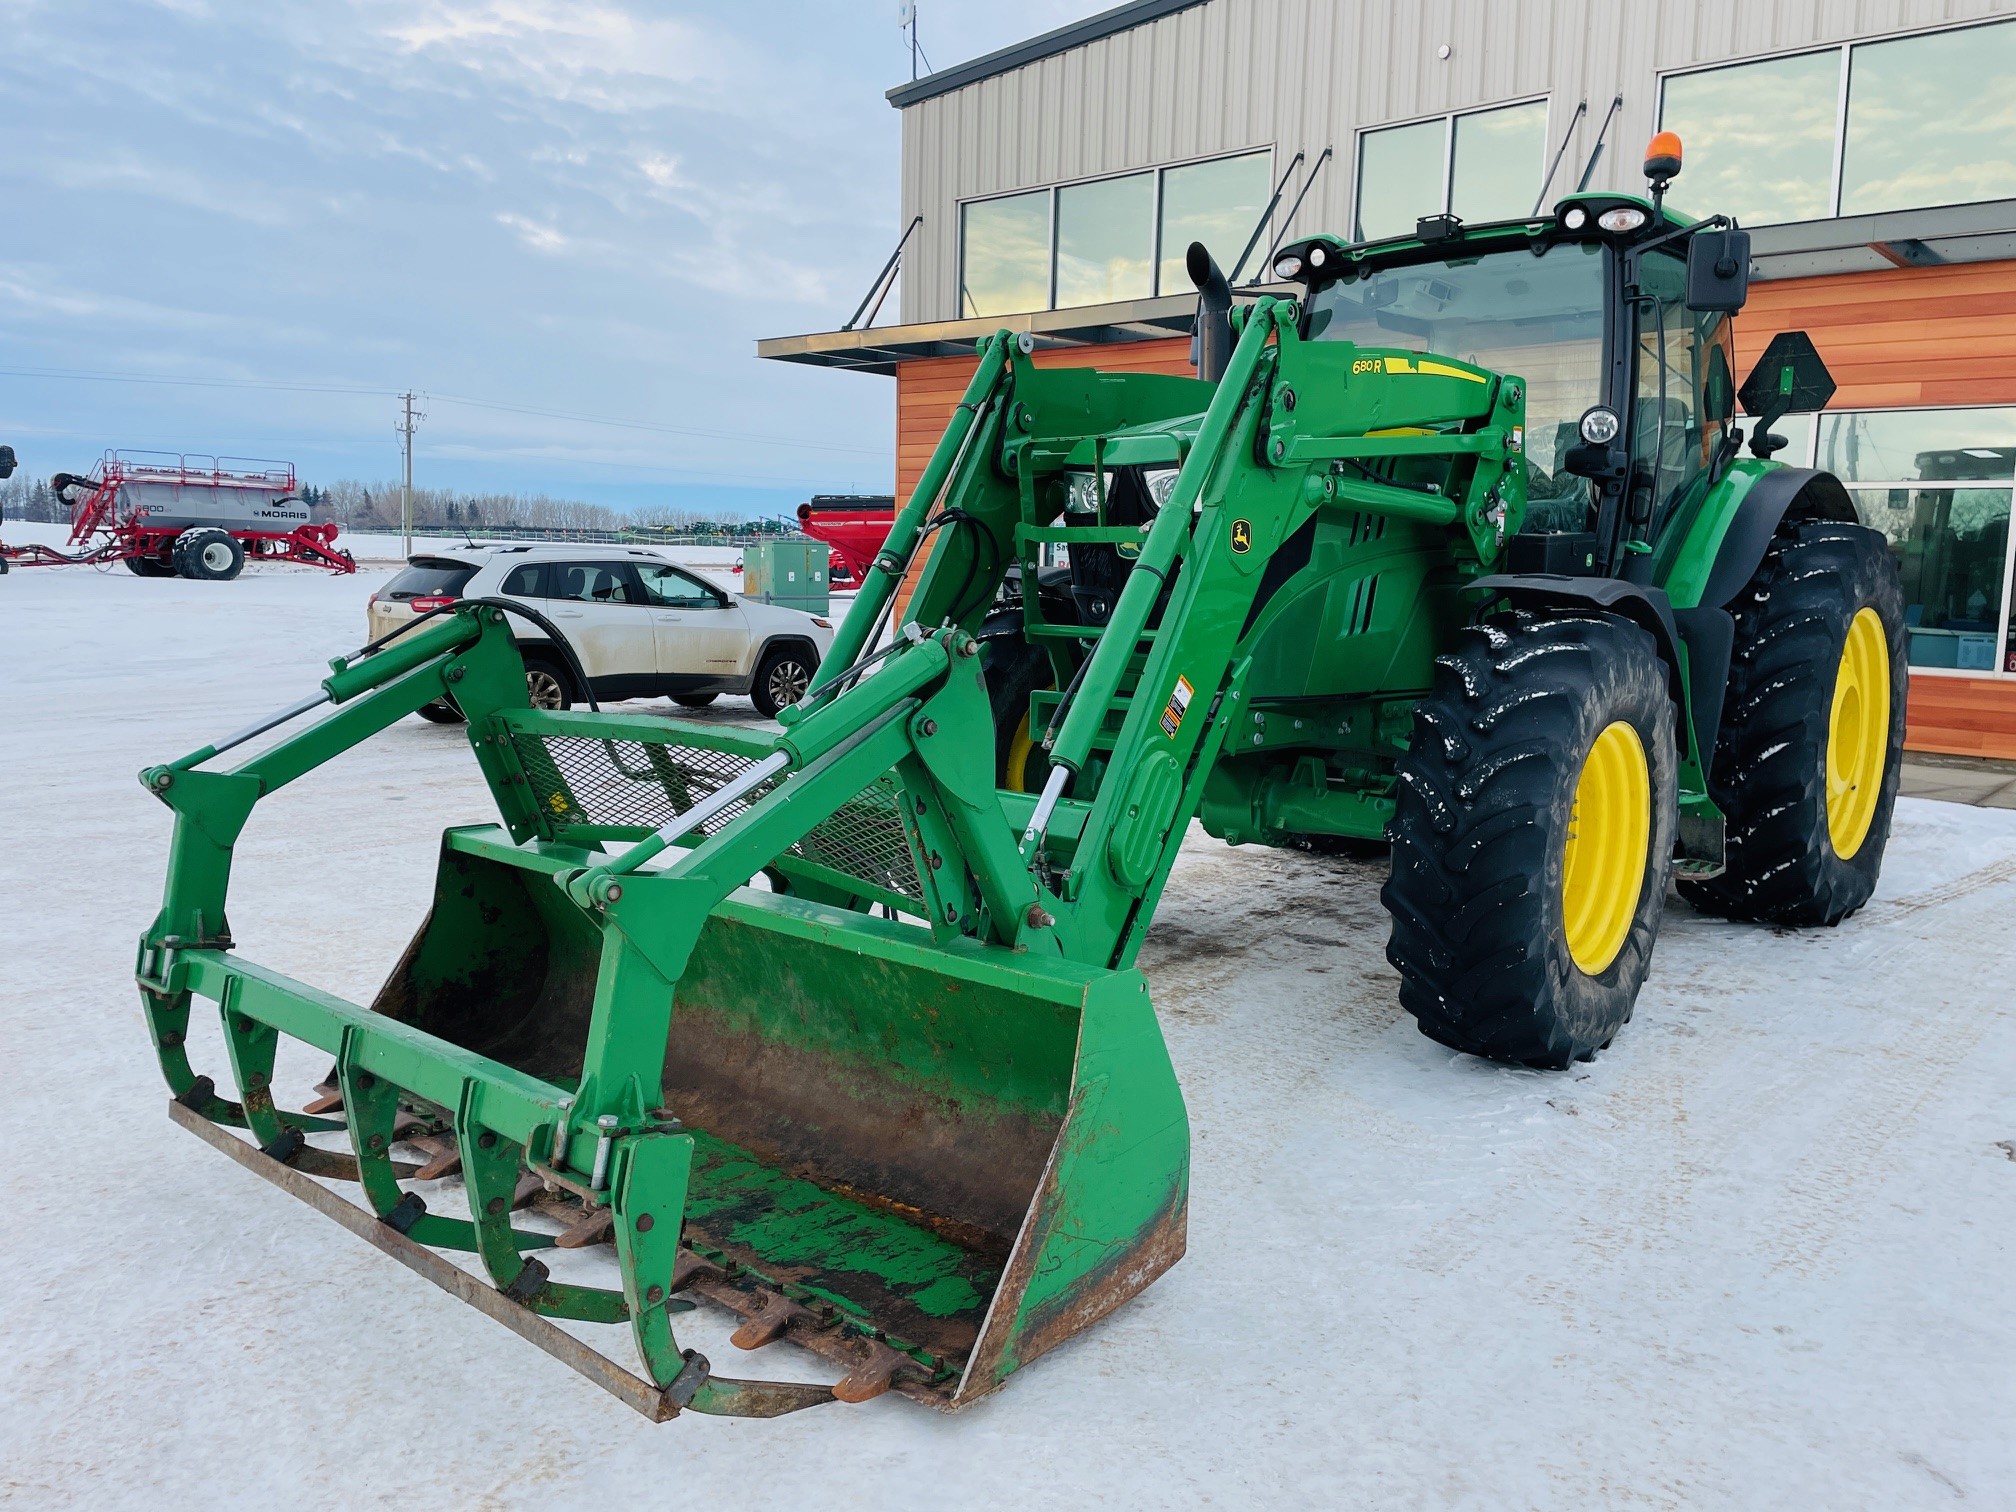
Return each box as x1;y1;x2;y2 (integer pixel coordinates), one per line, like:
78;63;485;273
2;561;2013;1509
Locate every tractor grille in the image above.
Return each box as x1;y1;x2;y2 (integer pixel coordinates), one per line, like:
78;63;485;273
509;732;924;901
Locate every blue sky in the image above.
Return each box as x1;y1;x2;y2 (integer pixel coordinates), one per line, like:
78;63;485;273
0;1;1099;517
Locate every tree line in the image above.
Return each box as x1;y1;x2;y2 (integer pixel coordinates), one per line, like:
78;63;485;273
0;472;767;534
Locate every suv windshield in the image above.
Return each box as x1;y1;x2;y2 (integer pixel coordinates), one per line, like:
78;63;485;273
1307;239;1607;527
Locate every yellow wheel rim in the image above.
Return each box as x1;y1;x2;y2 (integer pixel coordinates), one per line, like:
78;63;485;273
1826;606;1889;860
1005;710;1039;794
1561;720;1651;976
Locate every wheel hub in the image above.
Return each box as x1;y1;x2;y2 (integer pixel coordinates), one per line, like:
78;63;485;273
1826;606;1888;860
1561;720;1651;976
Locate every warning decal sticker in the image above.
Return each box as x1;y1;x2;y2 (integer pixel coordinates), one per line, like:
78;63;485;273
1159;675;1194;738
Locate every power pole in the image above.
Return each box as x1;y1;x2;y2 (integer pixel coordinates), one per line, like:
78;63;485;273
395;392;423;557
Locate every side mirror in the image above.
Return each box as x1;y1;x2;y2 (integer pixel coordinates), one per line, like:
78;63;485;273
1738;329;1835;458
0;445;14;480
1686;227;1750;312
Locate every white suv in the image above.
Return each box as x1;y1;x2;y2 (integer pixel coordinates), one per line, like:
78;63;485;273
366;544;834;719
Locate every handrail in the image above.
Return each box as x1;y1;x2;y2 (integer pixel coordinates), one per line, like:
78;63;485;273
1227;152;1304;284
1251;147;1333;284
843;215;924;331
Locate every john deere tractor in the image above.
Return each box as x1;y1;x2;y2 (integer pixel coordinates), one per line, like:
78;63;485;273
137;135;1904;1420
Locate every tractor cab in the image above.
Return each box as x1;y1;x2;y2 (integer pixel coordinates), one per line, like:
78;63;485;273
1271;132;1809;583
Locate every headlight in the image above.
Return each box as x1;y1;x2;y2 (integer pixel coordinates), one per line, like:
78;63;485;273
1561;206;1588;230
1143;468;1180;510
1308;245;1328;268
1271;253;1303;280
1064;470;1110;515
1579;406;1622;445
1597;206;1647;233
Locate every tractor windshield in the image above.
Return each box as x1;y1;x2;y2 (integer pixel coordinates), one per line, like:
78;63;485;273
1306;239;1607;528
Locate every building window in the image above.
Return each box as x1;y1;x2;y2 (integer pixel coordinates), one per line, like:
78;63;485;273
1055;172;1154;307
959;190;1050;319
1812;408;2016;675
1353;99;1549;241
1659;19;2016;227
958;150;1271;319
1157;154;1272;297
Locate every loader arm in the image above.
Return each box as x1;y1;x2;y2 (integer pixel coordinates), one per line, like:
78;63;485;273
137;299;1528;1423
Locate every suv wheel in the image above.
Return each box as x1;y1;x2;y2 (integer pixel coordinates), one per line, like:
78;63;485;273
751;645;815;718
524;654;574;711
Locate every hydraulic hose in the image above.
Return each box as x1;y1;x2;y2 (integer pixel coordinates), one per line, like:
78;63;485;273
336;596;601;712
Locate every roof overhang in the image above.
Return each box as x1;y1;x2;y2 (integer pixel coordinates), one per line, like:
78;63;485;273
756;291;1217;376
761;200;2016;375
1747;197;2016;279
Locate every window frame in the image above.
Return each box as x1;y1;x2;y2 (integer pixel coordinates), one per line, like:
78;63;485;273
1349;94;1553;242
1792;403;2016;679
1656;15;2016;225
955;146;1275;318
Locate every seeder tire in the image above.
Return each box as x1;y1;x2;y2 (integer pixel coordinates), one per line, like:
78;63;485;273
125;553;176;577
1678;520;1906;925
1384;612;1678;1069
173;528;245;581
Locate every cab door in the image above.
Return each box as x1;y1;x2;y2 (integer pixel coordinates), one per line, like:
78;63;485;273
544;560;659;689
634;560;749;684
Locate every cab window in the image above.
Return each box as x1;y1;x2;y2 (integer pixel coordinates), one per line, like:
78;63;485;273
1634;250;1735;528
635;562;721;609
550;562;637;604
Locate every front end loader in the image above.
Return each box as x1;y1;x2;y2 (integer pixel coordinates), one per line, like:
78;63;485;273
138;135;1906;1418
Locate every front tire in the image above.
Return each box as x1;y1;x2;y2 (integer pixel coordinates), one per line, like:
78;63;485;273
416;699;466;724
1384;612;1679;1068
751;645;816;718
1679;520;1907;925
980;632;1055;792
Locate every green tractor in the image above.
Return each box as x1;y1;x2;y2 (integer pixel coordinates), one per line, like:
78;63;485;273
136;136;1904;1420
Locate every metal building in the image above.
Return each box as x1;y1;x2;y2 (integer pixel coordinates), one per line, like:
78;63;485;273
761;0;2016;756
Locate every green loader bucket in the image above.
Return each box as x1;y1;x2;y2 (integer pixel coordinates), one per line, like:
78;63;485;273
376;833;1187;1405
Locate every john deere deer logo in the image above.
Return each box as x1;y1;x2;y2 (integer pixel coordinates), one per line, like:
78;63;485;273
1230;519;1253;553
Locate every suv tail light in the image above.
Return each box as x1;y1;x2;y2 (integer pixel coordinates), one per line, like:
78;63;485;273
407;594;458;612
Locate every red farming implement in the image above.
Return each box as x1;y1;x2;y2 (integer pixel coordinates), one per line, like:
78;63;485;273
0;451;353;578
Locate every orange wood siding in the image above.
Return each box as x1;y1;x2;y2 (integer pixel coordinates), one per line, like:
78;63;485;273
1738;259;2016;756
1735;259;2016;409
1903;674;2016;760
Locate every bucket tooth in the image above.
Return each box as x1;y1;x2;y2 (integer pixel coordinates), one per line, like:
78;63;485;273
729;1291;815;1351
407;1134;461;1182
302;1073;343;1117
832;1339;924;1404
554;1208;615;1249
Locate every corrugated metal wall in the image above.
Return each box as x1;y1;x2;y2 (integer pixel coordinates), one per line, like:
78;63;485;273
898;0;2016;323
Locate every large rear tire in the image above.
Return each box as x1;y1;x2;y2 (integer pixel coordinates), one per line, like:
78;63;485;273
1679;520;1906;925
1384;612;1679;1068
